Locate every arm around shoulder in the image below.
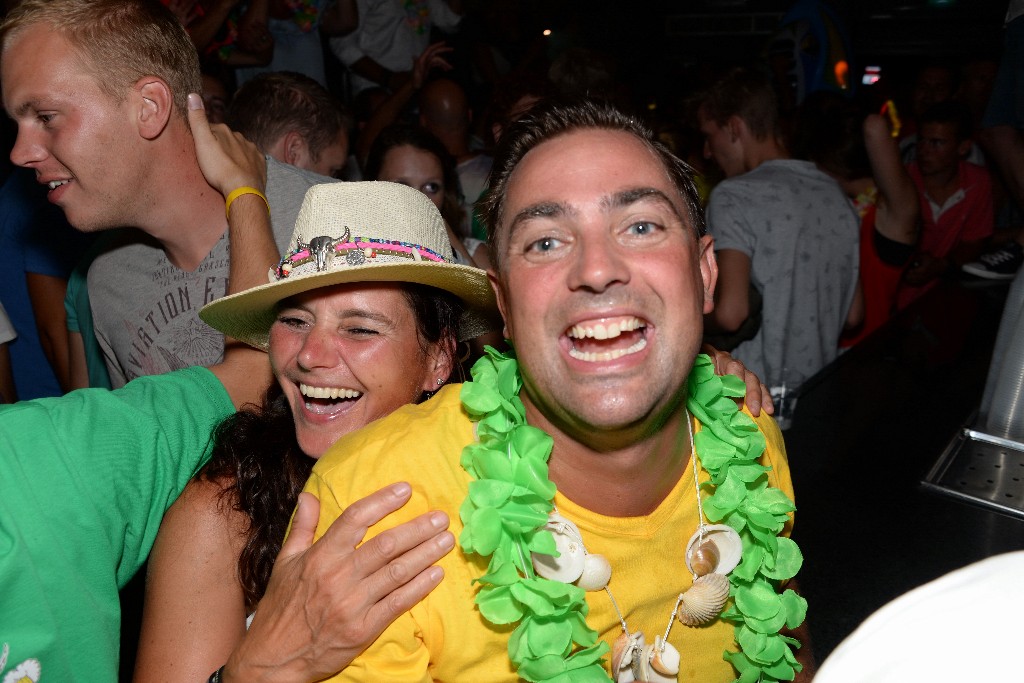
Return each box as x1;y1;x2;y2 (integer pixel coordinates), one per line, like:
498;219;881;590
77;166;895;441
187;96;275;409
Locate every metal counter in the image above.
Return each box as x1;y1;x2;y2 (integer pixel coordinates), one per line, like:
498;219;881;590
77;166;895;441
781;278;1024;660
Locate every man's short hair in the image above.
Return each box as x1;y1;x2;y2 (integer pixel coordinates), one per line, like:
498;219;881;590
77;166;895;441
226;71;351;162
698;67;780;142
481;98;706;267
919;101;973;142
1;0;201;119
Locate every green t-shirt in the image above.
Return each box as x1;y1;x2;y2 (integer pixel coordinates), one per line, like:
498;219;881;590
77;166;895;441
0;366;234;681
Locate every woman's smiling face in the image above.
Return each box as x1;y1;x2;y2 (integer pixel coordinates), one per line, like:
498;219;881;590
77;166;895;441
268;282;446;457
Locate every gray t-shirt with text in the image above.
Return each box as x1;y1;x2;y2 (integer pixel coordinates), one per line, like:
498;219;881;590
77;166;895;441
88;158;334;387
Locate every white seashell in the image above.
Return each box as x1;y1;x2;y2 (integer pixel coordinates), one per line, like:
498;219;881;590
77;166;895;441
635;639;678;682
649;636;680;676
677;572;731;626
685;524;743;577
531;513;586;583
612;631;643;682
576;553;612;591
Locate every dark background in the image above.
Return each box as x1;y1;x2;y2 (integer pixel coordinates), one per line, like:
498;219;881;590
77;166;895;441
516;0;1008;101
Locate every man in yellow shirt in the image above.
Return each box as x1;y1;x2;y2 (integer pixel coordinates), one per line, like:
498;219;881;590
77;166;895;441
304;99;807;682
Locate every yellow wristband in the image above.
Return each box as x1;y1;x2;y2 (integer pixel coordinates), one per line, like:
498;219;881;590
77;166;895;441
225;186;269;219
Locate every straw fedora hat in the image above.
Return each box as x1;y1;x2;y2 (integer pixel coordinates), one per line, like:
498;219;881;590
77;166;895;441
200;181;500;349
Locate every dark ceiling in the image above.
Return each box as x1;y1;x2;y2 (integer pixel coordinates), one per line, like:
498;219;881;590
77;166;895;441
548;0;1009;101
663;0;1006;59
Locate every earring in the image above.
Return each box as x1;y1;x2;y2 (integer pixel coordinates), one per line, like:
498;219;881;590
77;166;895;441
436;378;444;386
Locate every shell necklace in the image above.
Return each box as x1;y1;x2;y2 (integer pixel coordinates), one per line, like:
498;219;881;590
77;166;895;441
531;414;743;682
458;347;806;683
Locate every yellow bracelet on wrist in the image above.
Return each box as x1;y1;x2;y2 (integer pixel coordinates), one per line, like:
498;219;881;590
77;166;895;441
225;186;269;219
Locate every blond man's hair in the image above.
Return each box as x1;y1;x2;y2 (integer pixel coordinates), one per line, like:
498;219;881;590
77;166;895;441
1;0;201;118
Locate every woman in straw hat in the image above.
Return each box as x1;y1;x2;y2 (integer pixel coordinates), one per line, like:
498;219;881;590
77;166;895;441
134;179;502;681
0;99;459;683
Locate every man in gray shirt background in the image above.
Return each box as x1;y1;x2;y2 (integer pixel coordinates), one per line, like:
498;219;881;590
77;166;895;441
698;67;862;425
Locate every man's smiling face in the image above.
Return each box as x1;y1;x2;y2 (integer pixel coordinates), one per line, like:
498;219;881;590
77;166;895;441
490;127;717;448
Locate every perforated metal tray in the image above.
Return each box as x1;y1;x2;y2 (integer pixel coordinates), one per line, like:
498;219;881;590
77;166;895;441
922;429;1024;520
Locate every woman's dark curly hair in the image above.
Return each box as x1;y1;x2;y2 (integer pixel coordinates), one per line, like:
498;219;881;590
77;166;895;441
200;283;464;610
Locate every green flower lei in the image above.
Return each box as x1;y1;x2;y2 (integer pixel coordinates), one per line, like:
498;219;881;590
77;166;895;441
458;347;807;683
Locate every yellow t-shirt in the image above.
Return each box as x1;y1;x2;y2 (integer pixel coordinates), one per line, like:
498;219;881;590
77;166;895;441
305;384;794;682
